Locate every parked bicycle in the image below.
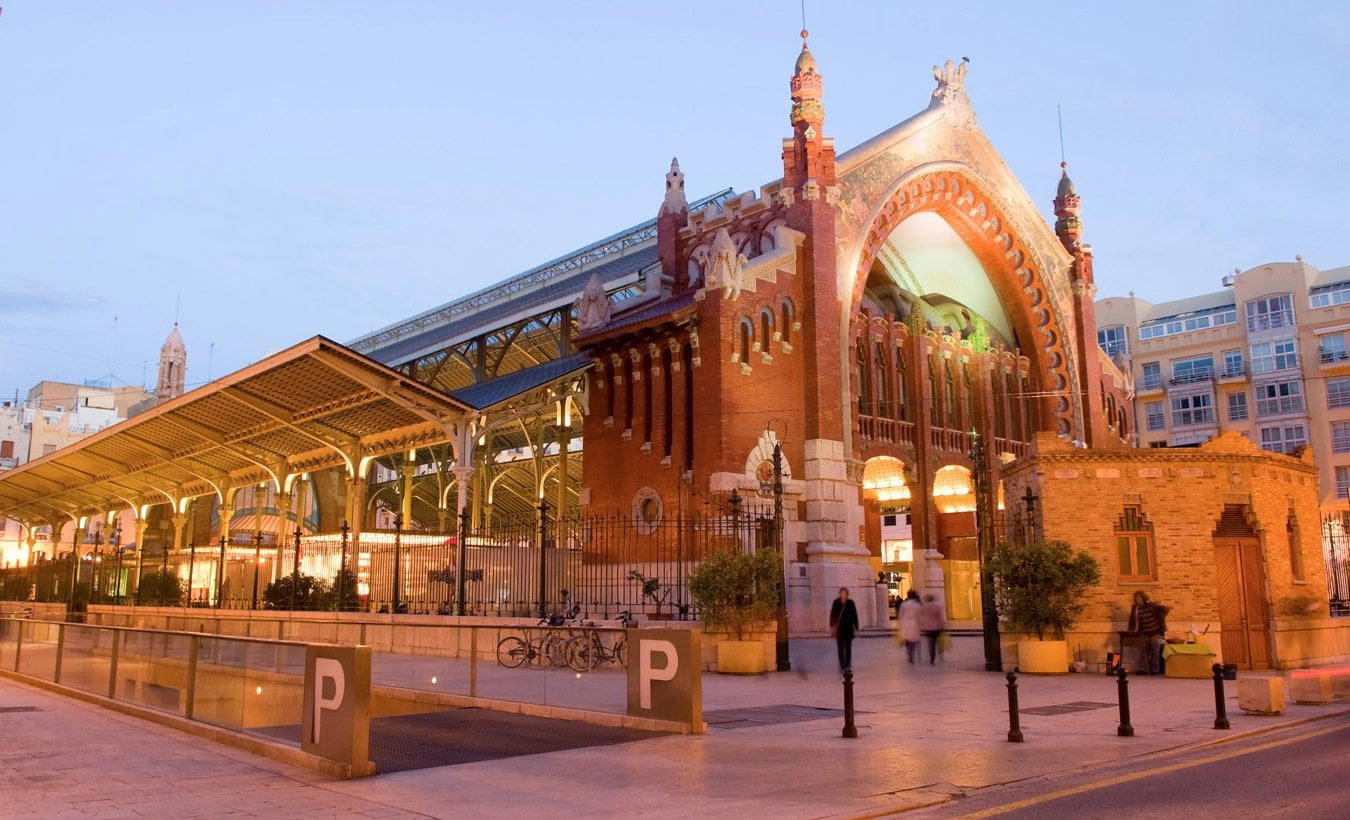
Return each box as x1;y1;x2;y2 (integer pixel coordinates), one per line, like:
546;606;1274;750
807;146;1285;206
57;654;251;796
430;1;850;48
565;610;635;672
495;615;584;669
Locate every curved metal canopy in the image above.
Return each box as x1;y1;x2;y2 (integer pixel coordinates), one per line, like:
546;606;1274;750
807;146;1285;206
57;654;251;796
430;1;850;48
0;336;473;525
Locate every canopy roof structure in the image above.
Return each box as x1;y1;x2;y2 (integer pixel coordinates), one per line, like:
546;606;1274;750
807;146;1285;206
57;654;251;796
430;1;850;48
0;337;474;526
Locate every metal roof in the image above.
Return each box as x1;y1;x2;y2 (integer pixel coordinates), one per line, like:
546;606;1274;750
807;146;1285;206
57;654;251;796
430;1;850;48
449;353;591;412
368;245;661;367
350;188;736;359
0;337;473;525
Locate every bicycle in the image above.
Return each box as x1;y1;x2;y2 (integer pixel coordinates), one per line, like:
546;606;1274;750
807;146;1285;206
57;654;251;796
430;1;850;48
565;610;634;672
495;615;580;669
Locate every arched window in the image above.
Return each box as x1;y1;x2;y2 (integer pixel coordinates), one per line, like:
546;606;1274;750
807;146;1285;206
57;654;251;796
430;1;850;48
1115;506;1156;581
960;365;973;432
760;309;774;353
1006;372;1021;442
641;351;653;444
928;358;941;428
1021;375;1036;436
874;343;889;417
738;319;752;366
661;348;673;459
623;354;634;432
992;368;1006;438
856;340;871;415
944;360;958;429
682;344;695;471
780;299;795;346
603;364;615;421
893;344;907;421
1288;508;1304;581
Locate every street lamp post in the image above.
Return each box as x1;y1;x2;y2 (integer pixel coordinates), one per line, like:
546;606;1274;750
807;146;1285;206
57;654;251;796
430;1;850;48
215;535;226;609
970;431;1003;672
250;531;263;610
336;520;350;613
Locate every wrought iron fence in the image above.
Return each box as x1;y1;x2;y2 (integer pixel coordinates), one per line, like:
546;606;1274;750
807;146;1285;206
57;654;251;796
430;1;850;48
1322;517;1350;617
0;500;777;619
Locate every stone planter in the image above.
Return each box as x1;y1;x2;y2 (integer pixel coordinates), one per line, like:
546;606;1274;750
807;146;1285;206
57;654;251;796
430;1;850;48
1017;639;1069;675
716;639;767;675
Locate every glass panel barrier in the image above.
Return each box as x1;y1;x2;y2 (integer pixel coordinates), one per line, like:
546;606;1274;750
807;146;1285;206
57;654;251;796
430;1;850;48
17;620;60;681
59;622;116;696
116;630;193;716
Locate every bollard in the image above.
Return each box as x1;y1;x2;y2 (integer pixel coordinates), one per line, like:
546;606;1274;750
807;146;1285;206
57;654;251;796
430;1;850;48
1006;668;1024;743
1116;665;1134;737
842;668;858;738
1211;663;1230;730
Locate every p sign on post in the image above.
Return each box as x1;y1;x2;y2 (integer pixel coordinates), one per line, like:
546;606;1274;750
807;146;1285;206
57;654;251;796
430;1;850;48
301;645;372;775
626;628;702;731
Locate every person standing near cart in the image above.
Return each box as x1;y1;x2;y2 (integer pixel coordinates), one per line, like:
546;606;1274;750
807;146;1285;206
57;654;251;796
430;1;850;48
829;587;860;672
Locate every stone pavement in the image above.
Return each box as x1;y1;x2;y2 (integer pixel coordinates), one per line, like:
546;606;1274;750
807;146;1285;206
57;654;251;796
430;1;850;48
1;635;1345;818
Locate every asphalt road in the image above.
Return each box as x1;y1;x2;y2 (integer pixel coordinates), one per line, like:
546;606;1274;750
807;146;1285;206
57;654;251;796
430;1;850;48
919;715;1350;818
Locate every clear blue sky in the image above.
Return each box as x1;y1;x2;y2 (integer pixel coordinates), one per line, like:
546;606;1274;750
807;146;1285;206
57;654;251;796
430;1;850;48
2;2;1347;396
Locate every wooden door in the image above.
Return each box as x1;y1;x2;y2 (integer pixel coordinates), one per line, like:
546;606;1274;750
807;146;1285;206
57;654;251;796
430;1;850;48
1214;537;1270;669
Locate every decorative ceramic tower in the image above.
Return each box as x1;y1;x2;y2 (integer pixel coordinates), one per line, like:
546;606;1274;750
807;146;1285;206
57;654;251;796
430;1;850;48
1054;165;1111;446
155;324;187;402
659;158;690;291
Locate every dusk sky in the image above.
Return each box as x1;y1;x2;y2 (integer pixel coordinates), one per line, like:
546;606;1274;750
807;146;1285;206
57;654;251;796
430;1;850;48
2;2;1346;396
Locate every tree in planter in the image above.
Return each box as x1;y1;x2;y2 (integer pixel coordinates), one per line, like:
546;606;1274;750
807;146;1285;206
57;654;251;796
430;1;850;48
262;574;329;611
688;549;782;641
626;570;670;617
986;539;1100;640
134;570;184;608
330;568;361;612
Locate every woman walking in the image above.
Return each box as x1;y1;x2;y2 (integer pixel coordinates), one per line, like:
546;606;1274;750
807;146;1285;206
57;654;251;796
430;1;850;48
919;593;946;664
897;589;922;664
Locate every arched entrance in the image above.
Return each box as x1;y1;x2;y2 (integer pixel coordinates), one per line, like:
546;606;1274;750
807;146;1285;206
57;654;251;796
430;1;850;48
932;464;982;624
862;456;914;613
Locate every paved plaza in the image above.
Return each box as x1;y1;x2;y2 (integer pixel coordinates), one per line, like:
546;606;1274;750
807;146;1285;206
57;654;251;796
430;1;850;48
2;635;1346;818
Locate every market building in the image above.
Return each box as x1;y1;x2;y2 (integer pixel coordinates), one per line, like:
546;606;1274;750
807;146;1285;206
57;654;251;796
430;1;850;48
9;34;1346;670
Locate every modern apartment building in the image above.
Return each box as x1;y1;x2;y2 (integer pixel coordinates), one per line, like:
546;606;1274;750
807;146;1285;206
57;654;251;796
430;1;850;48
1097;257;1350;514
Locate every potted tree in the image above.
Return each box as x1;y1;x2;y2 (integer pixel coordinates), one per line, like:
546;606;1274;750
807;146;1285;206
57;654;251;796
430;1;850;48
688;548;781;674
627;570;671;620
986;539;1100;675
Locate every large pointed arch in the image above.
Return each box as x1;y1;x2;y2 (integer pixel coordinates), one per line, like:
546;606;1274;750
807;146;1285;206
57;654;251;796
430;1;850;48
842;167;1077;438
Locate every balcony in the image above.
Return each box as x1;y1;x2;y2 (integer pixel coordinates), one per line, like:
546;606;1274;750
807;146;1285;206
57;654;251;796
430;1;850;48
1320;348;1350;365
1169;370;1215;387
1246;310;1295;333
1220;363;1248;381
1140;375;1163;391
1256;397;1305;418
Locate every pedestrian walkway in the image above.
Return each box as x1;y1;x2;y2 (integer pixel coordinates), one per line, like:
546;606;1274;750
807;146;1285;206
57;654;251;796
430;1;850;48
1;636;1344;818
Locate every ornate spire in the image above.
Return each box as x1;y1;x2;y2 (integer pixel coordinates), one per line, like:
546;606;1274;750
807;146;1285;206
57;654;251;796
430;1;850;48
574;273;612;334
155;323;187;402
789;28;823;134
660;157;687;216
1053;161;1083;252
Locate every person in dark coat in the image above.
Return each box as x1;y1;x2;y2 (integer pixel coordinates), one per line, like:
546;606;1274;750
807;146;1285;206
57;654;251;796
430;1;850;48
829;587;860;671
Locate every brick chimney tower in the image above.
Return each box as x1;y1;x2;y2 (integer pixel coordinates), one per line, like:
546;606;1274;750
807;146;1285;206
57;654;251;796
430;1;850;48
658;158;689;291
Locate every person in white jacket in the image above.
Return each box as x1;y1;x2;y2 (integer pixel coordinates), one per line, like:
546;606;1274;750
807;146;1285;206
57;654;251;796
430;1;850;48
896;589;922;664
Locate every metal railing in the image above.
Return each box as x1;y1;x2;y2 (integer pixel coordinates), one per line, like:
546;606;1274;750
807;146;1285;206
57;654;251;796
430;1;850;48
0;503;773;620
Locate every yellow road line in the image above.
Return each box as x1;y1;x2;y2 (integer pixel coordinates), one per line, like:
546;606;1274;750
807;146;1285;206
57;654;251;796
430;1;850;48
956;721;1347;819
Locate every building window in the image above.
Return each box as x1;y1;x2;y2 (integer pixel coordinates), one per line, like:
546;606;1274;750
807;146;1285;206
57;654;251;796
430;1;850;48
759;310;774;354
623;356;634;432
1137;307;1236;340
1259;423;1307;454
1255;380;1303;417
856;341;871;415
1329;377;1350;409
1227;391;1249;421
779;300;795;346
1250;337;1298;374
1310;281;1350;308
661;348;673;459
1333;421;1350;454
1245;293;1294;332
1098;325;1128;358
893;345;908;422
738;319;752;365
1170;356;1214;385
874;343;890;418
1115;506;1157;581
1338;466;1350;499
1222;349;1244;378
1288;510;1304;582
1171;392;1214;427
944;360;958;429
0;440;12;459
682;345;694;471
1320;333;1348;364
1145;401;1165;431
1141;362;1162;391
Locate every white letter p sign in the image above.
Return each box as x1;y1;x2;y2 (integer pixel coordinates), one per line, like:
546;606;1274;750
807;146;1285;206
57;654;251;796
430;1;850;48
312;657;346;744
639;639;678;710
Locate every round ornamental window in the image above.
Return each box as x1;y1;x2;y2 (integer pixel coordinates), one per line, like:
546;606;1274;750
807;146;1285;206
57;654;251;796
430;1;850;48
632;488;663;535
